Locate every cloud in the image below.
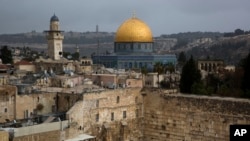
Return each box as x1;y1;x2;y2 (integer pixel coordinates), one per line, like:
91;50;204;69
0;0;250;35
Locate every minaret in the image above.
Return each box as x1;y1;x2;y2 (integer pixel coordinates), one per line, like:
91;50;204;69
45;14;64;60
75;45;80;53
96;25;99;33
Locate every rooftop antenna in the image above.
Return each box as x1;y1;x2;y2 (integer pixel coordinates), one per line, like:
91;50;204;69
96;25;100;64
96;25;99;33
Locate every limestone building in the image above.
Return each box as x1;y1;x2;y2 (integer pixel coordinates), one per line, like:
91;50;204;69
0;85;16;123
198;59;224;79
198;59;224;73
92;15;177;69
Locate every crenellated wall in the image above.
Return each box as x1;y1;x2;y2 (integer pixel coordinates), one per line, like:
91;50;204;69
143;91;250;141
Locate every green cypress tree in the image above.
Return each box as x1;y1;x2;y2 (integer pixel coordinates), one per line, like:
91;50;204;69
0;46;13;64
178;51;186;66
241;53;250;97
180;56;201;93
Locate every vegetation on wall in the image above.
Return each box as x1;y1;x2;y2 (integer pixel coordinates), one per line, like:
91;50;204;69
36;103;44;111
63;51;80;60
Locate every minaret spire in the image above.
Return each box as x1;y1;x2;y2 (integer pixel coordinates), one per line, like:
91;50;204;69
132;10;136;18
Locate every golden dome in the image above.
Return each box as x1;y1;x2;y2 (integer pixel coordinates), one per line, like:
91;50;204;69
115;16;153;42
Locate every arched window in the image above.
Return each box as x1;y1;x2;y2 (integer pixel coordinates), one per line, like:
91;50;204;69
129;62;132;68
139;62;142;68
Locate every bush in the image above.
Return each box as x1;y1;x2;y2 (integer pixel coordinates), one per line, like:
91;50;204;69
36;103;44;111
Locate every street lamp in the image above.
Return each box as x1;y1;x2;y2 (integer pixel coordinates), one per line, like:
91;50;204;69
141;91;147;117
141;91;147;140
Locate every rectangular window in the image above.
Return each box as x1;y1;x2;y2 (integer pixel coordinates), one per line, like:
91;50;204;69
123;111;126;119
4;108;7;113
96;100;99;107
111;112;114;121
96;114;99;122
116;96;120;103
135;109;139;118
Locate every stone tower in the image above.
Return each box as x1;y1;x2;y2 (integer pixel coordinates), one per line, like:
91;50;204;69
45;14;64;60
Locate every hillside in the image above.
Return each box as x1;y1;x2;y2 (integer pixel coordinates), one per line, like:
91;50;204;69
182;35;250;65
1;31;250;64
0;31;114;44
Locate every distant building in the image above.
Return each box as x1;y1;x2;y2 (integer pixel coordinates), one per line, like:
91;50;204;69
0;64;10;73
144;73;163;88
92;14;177;69
224;65;235;72
198;60;224;73
79;58;93;74
14;60;36;73
198;59;224;79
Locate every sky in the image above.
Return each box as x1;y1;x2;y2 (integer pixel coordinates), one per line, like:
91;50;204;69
0;0;250;36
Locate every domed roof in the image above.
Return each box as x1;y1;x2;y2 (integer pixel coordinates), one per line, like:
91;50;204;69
50;14;59;22
115;16;153;42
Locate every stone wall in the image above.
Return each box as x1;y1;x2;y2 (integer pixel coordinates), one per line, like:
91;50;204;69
13;120;68;141
66;88;143;141
13;130;60;141
143;91;250;141
15;92;57;119
57;92;83;112
0;85;16;123
0;131;9;141
15;92;81;120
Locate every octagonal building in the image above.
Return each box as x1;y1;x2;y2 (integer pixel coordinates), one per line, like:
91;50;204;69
92;15;177;69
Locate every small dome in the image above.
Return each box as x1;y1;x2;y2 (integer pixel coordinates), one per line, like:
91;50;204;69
115;16;153;42
50;14;59;22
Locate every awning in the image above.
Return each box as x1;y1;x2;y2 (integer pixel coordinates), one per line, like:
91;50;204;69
65;134;95;141
42;116;55;123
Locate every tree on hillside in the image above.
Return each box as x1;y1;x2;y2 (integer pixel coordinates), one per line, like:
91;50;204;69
72;52;80;60
0;45;13;64
164;63;175;74
234;28;244;35
178;51;187;66
63;52;71;59
180;56;201;93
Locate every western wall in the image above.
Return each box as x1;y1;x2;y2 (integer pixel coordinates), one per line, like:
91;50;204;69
143;89;250;141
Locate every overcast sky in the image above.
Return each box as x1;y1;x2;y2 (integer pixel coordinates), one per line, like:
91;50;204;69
0;0;250;36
